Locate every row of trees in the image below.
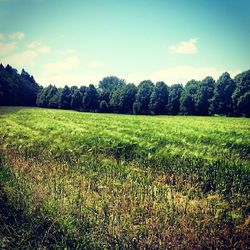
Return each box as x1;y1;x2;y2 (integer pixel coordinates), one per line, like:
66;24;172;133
36;71;250;117
0;64;249;117
0;64;40;106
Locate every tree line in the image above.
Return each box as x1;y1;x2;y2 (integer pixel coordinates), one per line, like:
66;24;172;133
0;64;40;106
0;64;249;117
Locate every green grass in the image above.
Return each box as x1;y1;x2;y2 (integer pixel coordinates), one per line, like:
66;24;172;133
0;106;249;249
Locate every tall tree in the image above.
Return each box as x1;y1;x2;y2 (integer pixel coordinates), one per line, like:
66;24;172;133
99;100;109;113
98;76;126;111
166;84;183;115
210;72;235;115
195;76;215;115
180;80;199;115
232;70;250;117
83;84;99;112
47;85;60;108
149;81;168;115
59;85;71;109
36;85;59;108
110;83;137;113
133;80;154;114
0;65;39;106
71;87;83;111
36;86;50;107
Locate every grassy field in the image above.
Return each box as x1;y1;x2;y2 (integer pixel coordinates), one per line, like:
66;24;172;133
0;107;249;249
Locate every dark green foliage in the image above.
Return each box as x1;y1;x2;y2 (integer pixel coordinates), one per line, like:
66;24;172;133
98;76;126;111
132;101;141;115
59;85;71;110
133;80;154;114
47;86;60;108
36;86;50;107
180;80;199;115
166;84;183;115
83;84;99;112
149;81;168;115
195;76;215;115
0;64;40;106
99;100;109;113
1;64;250;117
210;73;235;115
70;87;83;111
232;70;250;117
36;85;61;108
236;92;250;117
110;83;137;113
98;76;126;93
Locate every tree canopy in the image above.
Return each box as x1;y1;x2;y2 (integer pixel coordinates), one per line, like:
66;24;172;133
0;64;39;106
1;64;249;117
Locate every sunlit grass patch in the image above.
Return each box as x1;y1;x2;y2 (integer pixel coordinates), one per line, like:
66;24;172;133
0;107;249;248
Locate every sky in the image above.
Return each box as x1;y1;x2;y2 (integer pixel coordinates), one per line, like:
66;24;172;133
0;0;249;87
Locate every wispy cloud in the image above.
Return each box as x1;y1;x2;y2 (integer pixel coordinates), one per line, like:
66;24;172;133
1;39;51;66
169;38;198;54
0;33;4;40
0;41;16;54
1;50;38;66
88;60;104;69
28;41;41;49
28;41;51;54
148;65;241;84
43;55;80;74
37;46;51;54
8;32;25;40
56;49;75;55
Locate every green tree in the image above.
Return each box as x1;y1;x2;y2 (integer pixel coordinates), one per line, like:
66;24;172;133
71;87;83;111
133;80;154;114
232;70;250;117
210;72;235;115
166;84;183;115
59;85;71;109
36;85;60;108
98;76;126;111
36;86;50;107
180;80;199;115
110;83;137;113
99;100;109;113
195;76;215;115
149;81;168;115
47;85;60;108
83;84;99;112
0;65;39;106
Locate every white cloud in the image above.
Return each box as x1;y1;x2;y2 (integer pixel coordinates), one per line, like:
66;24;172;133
37;46;51;54
36;65;242;88
8;32;25;40
1;50;38;66
43;55;80;75
0;42;16;54
148;66;241;85
88;60;104;69
0;33;4;40
169;38;198;54
56;49;75;55
28;41;41;49
28;41;51;54
37;73;95;87
1;41;51;66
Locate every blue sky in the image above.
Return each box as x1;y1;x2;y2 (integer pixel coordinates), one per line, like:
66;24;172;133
0;0;249;87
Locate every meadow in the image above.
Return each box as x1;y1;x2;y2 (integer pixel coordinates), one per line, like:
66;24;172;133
0;107;249;249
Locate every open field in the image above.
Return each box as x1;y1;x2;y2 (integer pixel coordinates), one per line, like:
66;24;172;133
0;107;249;248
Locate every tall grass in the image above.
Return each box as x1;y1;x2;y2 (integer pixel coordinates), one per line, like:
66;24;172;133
0;107;249;248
